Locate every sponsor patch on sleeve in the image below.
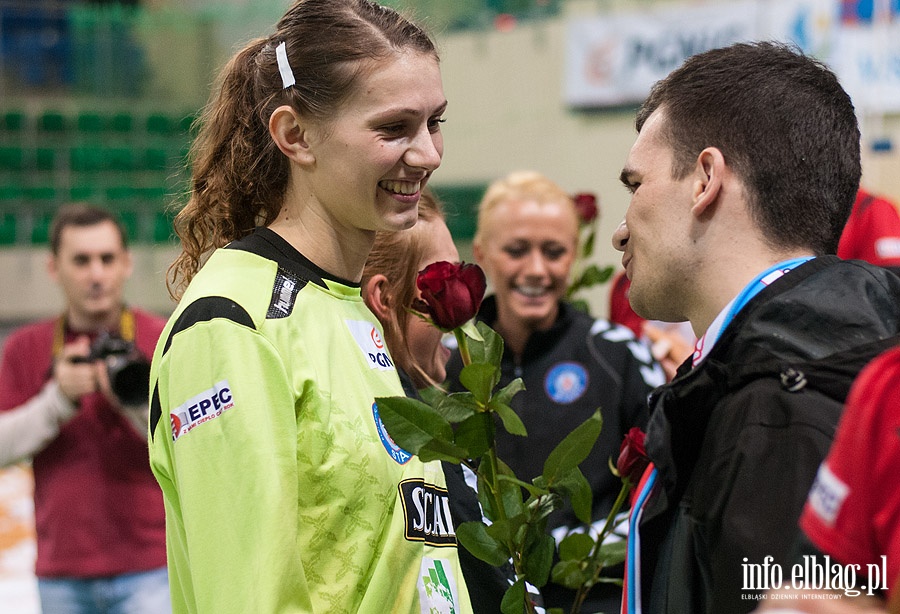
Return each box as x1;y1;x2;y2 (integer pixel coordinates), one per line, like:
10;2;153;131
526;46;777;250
345;320;395;371
807;462;849;527
417;557;461;614
170;380;234;441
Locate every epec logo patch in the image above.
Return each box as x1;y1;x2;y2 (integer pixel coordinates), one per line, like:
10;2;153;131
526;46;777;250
267;269;302;319
171;380;234;442
345;319;395;371
399;479;457;547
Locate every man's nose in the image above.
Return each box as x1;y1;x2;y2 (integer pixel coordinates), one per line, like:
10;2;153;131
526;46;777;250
612;220;629;252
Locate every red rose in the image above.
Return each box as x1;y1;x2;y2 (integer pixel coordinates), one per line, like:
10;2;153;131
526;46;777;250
617;427;650;486
572;192;599;224
416;261;487;331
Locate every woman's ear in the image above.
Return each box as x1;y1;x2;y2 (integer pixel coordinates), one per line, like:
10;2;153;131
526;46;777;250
363;274;392;322
269;105;315;166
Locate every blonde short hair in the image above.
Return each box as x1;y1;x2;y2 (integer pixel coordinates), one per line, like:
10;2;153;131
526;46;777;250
474;170;577;249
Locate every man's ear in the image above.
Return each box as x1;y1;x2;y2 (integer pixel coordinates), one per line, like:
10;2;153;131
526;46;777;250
691;147;726;218
363;274;392;322
47;254;59;283
269;105;315;166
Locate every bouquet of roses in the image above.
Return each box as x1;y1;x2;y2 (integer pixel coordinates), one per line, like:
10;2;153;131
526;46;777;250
376;261;649;614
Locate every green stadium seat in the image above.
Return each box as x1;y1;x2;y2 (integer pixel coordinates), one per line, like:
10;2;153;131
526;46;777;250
0;185;23;202
105;147;134;171
0;147;24;171
105;185;136;202
69;185;96;201
35;148;56;171
143;148;169;171
29;210;55;245
24;186;57;202
146;113;175;135
153;209;177;243
0;212;16;245
1;111;26;132
77;112;104;133
109;113;133;133
38;112;68;132
70;146;105;172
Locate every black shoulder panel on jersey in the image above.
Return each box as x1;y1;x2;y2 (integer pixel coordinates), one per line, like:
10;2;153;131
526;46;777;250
150;296;255;440
161;296;255;355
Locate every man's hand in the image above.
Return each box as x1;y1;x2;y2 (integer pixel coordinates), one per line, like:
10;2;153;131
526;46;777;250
55;336;99;403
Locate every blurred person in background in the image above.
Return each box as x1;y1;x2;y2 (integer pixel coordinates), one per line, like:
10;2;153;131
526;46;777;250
362;189;518;614
445;169;664;613
0;204;169;614
837;187;900;276
147;1;473;612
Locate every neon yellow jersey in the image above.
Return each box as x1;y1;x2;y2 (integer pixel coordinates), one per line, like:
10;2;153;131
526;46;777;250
149;229;472;614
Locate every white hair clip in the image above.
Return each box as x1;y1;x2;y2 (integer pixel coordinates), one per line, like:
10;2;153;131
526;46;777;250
275;41;295;89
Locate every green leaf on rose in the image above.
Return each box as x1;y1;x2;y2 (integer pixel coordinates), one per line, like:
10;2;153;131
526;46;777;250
454;412;492;459
472;320;504;367
577;263;614;287
497;473;544;497
492;401;528;436
417;438;471;464
460;319;483;342
457;520;510;567
374;396;452;453
435;391;478;423
559;532;595;561
551;467;593;523
492;377;525;406
595;539;627;567
500;578;527;614
551;559;590;589
542;409;602;485
460;362;499;405
523;533;556;587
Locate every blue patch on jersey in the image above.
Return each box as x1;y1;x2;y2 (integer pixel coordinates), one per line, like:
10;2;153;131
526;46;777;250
544;362;589;404
372;402;412;465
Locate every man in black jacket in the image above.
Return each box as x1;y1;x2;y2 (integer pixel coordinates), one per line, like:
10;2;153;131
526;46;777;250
613;41;900;614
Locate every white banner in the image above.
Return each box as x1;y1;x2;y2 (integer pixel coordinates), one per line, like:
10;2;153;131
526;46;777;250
565;3;759;108
566;0;900;113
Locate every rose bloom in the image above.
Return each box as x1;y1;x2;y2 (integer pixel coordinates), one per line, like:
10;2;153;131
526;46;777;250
617;427;650;485
572;192;599;225
416;261;487;331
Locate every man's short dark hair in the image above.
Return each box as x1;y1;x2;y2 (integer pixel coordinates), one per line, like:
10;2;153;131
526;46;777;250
49;204;129;255
636;41;861;255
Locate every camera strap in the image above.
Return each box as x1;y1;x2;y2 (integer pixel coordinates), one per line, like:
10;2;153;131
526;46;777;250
52;308;136;357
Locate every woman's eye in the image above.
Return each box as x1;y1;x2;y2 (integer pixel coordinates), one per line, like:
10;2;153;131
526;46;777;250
427;117;446;133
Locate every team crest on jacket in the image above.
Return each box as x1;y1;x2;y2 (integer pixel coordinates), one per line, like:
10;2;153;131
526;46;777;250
372;402;412;464
545;362;589;404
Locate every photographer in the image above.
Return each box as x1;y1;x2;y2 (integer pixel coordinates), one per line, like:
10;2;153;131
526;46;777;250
0;204;170;613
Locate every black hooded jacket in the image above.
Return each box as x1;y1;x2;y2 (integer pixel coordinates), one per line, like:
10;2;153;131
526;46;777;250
636;256;900;614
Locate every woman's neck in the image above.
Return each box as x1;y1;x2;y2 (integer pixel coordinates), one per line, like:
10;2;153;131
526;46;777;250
268;200;375;283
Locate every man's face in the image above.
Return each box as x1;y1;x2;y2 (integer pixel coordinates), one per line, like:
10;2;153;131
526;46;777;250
613;109;697;323
49;221;132;326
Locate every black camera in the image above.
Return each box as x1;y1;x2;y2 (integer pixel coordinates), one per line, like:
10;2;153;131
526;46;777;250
72;332;151;406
